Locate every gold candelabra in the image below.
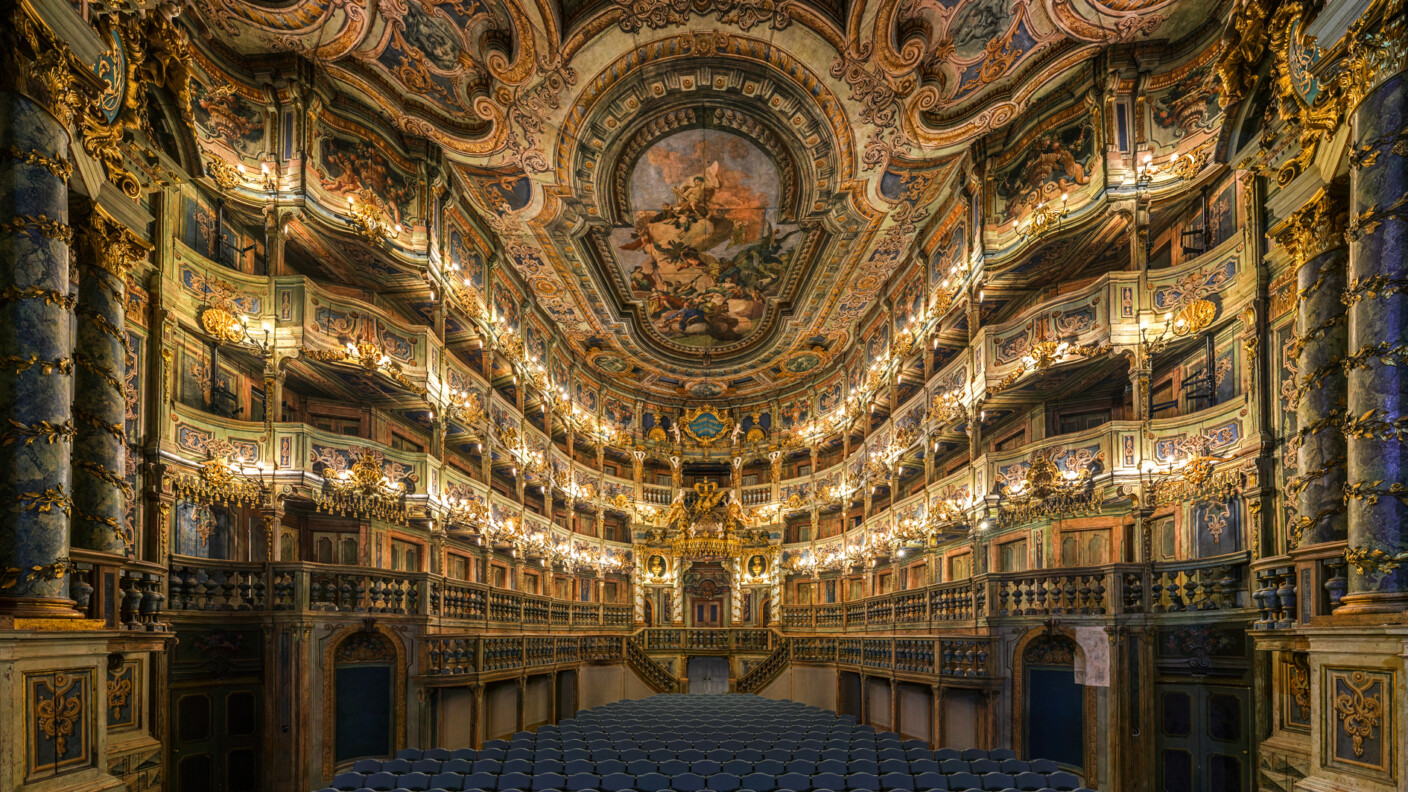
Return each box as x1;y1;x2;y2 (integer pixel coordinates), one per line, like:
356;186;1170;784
1018;193;1070;239
345;191;402;242
304;337;426;395
1140;451;1240;508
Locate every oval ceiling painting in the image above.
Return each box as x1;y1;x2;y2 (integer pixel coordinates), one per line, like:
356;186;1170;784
610;129;802;355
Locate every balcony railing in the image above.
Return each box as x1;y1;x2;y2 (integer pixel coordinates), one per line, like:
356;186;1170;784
166;557;632;629
780;556;1251;629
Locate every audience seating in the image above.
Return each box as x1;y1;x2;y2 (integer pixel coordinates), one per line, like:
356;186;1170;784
316;696;1094;792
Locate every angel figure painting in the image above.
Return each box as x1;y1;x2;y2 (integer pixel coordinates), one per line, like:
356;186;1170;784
612;129;801;350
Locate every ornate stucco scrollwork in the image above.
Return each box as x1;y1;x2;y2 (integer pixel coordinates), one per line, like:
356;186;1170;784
1332;670;1384;757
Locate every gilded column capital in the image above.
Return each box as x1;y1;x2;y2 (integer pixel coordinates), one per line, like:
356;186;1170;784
0;5;83;129
1273;188;1349;270
76;209;150;279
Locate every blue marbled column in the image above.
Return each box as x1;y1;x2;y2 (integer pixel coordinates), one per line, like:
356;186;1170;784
71;214;130;555
1342;70;1408;611
0;91;77;616
1294;243;1348;547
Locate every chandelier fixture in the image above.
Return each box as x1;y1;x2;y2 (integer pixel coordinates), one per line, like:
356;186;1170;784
994;323;1110;392
995;453;1105;527
443;490;489;533
821;471;861;508
345;190;403;242
200;307;272;355
1140;446;1240;508
789;542;859;575
315;449;410;524
498;425;546;481
304;336;426;395
1018;193;1070;239
168;441;269;509
1140;298;1218;355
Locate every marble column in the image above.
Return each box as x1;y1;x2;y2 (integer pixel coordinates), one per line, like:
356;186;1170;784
71;208;140;555
1341;53;1408;611
1279;192;1349;548
0;79;78;616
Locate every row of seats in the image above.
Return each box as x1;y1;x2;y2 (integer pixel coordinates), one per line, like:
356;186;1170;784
315;695;1094;792
325;770;1090;792
349;758;1053;777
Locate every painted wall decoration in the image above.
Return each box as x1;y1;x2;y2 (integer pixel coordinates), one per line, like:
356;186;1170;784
191;79;266;159
611;129;802;351
991;103;1100;227
310;116;420;227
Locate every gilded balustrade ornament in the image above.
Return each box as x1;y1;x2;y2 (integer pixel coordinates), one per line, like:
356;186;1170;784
1142;453;1241;508
303;338;426;395
168;440;268;509
996;453;1105;526
315;449;411;525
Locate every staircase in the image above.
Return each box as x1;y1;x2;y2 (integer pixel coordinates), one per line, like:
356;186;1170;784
735;638;791;694
625;635;682;693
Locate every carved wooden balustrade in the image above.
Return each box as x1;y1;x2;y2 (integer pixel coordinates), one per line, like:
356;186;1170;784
780;555;1252;629
165;557;632;629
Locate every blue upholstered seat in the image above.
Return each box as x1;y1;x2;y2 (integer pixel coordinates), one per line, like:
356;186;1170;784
706;773;742;792
601;772;636;792
844;773;880;791
397;772;432;791
988;750;1015;761
741;773;777;792
672;772;707;792
363;772;398;791
332;772;365;790
912;772;946;791
566;774;601;791
878;772;914;791
753;760;785;776
533;773;568;790
1044;773;1080;791
430;772;467;790
945;773;980;792
1027;760;1058;775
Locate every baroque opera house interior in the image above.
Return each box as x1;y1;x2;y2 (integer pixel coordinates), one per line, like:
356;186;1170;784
2;0;1408;790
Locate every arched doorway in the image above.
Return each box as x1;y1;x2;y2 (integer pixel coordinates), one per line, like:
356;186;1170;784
1013;629;1096;784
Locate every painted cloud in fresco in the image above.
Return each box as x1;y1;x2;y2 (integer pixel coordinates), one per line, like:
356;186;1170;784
609;129;801;350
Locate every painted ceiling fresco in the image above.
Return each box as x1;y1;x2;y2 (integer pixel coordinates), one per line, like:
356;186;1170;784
185;0;1232;398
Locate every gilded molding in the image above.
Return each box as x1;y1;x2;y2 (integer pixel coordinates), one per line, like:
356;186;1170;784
13;485;73;516
1;419;75;447
77;211;148;279
0;215;74;245
0;355;73;376
73;354;126;394
1275;189;1348;269
1;146;73;181
1332;670;1385;757
74;408;127;443
0;285;76;309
